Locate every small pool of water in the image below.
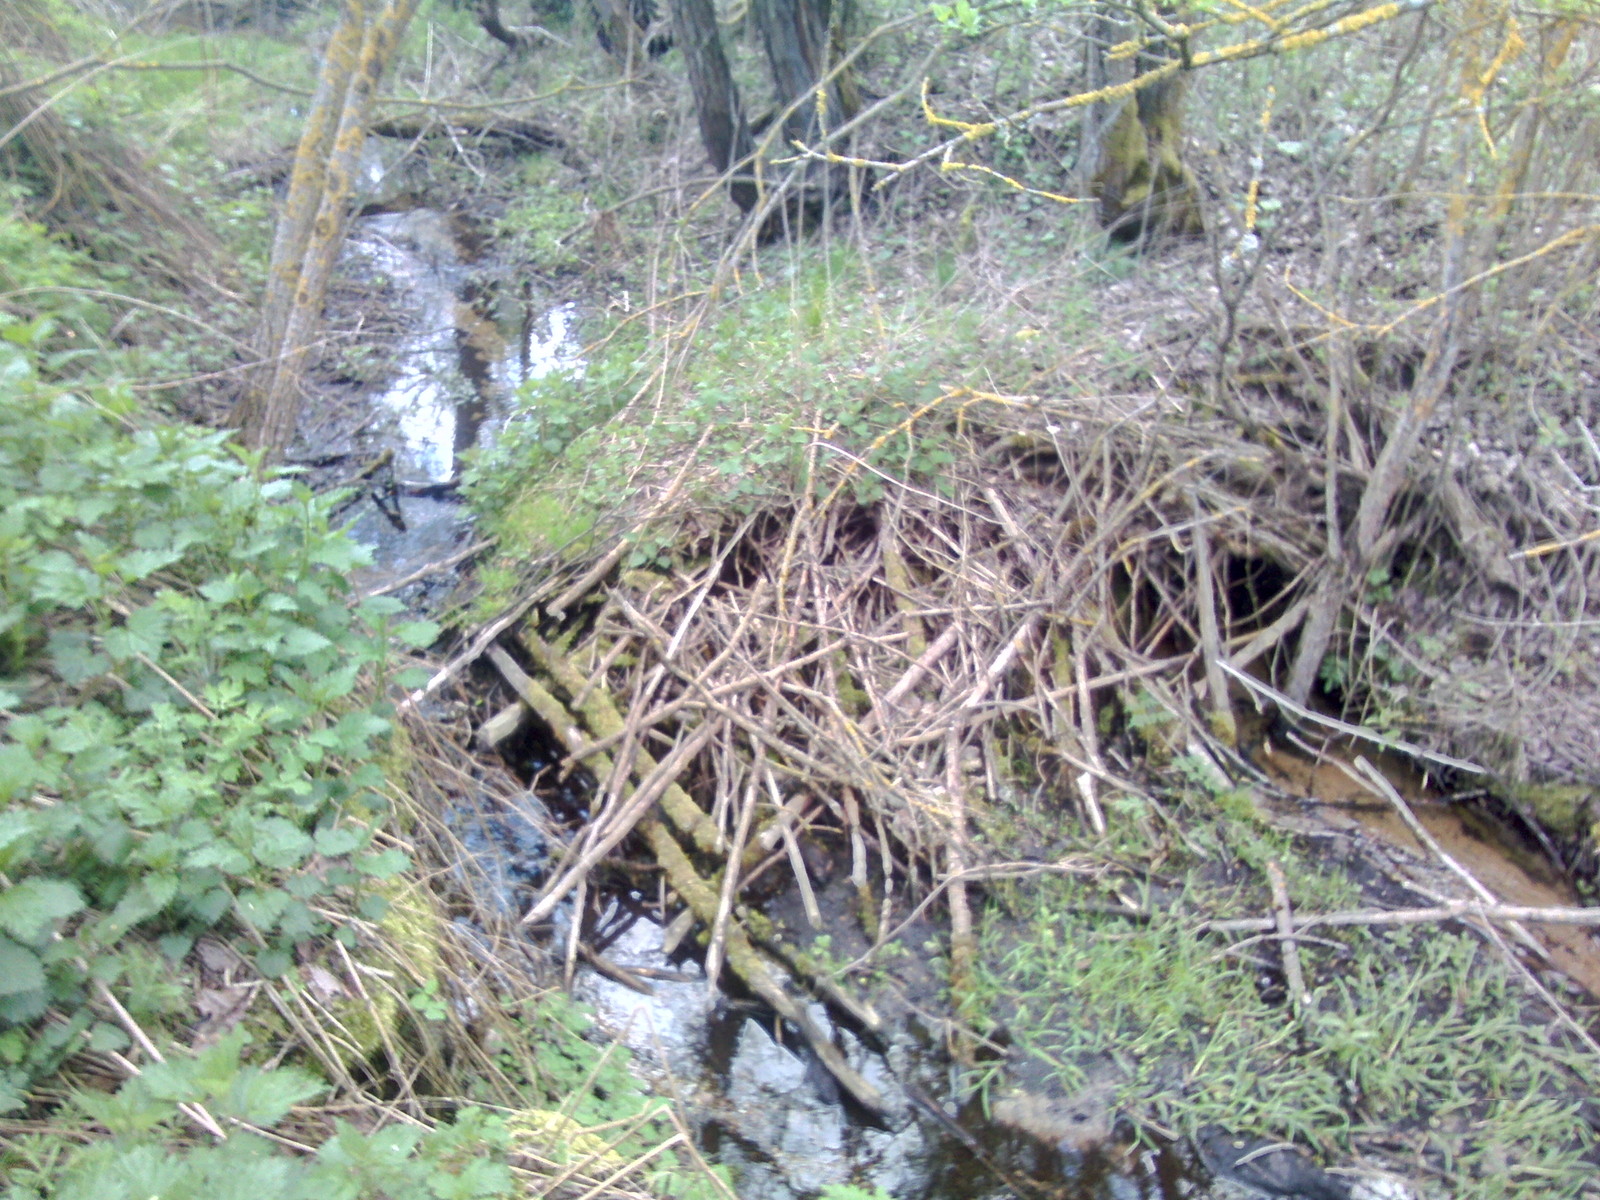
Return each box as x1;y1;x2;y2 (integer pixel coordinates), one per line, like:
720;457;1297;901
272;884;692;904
336;205;582;595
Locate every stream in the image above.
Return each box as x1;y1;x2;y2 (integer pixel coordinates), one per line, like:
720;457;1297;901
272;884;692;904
336;198;580;600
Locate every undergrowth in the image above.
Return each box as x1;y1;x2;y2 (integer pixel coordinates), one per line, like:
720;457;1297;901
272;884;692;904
0;198;718;1198
965;774;1599;1200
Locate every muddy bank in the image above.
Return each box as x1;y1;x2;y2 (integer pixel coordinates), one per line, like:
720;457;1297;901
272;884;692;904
1256;734;1600;1003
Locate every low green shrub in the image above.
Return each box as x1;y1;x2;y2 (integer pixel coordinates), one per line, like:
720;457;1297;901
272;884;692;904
3;1031;516;1199
0;314;436;1114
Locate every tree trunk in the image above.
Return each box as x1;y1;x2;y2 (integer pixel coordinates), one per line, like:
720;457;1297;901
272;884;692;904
474;0;527;50
668;0;758;212
753;0;860;231
753;0;856;145
1086;26;1203;243
234;0;420;461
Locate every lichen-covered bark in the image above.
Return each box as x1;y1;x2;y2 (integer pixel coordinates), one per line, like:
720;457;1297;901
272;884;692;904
236;0;420;459
1087;25;1203;243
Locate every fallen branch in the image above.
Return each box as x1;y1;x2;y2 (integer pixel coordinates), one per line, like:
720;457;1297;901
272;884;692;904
1266;861;1307;1018
368;117;566;151
1204;900;1600;934
501;631;889;1112
1218;659;1486;775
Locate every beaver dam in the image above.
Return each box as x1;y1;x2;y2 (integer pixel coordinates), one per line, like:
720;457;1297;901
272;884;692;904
326;98;1600;1193
377;350;1600;1197
5;3;1600;1200
341;184;1600;1189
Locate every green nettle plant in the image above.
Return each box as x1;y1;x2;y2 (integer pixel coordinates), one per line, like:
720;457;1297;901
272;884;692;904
28;1036;516;1200
0;313;526;1196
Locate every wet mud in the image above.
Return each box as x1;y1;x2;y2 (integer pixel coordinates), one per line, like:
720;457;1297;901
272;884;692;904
1255;735;1600;1001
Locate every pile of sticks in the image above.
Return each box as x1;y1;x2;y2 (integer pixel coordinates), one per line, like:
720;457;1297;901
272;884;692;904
405;388;1342;1105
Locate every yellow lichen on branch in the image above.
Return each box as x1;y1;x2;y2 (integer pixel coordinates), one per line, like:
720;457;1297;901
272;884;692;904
1369;224;1600;338
938;158;1090;206
1463;8;1525;156
908;0;1437;189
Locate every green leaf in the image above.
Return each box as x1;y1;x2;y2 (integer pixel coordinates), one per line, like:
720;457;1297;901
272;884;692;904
222;1064;325;1125
105;872;180;934
355;848;410;878
249;818;314;871
254;948;292;978
0;878;85;942
116;546;182;580
356;894;391;921
186;840;252;875
0;743;38;802
47;706;115;754
235;888;289;931
47;628;110;684
392;620;441;649
200;575;241;604
0;819;43;876
314;825;365;857
87;1021;131;1054
190;886;233;925
70;1083;179;1134
429;1157;513;1199
0;1067;28;1115
0;936;46;996
308;535;370;571
0;986;49;1024
280;626;334;658
102;606;170;661
159;933;195;962
31;549;102;605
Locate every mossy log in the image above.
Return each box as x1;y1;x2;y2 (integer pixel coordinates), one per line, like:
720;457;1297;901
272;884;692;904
519;636;726;858
236;0;421;459
368;117;566;153
640;815;885;1113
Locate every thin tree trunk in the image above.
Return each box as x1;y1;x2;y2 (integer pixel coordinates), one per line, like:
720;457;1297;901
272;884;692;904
235;0;420;460
1284;134;1469;706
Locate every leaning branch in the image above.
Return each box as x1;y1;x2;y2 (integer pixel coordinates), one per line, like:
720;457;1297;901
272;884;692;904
808;0;1436;186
